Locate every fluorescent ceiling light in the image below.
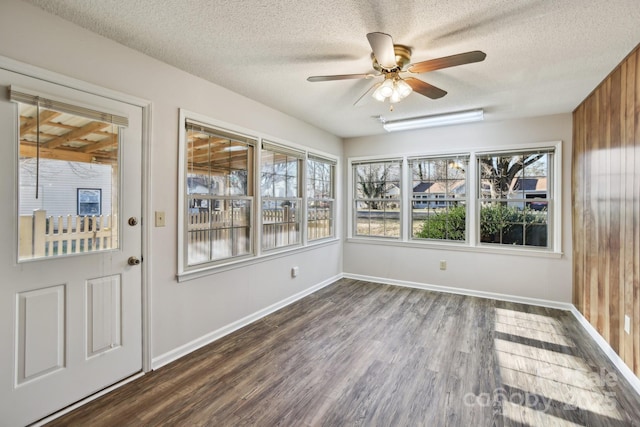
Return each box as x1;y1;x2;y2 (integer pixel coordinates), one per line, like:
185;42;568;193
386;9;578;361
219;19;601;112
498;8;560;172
222;145;247;152
382;109;484;132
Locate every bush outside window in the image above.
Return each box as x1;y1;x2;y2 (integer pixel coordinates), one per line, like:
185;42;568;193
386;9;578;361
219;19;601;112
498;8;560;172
410;156;468;241
478;150;552;248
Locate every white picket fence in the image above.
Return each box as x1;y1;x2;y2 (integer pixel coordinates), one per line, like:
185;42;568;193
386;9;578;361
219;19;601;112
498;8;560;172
19;210;116;259
187;207;330;253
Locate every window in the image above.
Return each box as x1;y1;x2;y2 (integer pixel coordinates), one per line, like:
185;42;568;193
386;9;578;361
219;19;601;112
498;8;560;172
307;155;336;241
77;188;102;216
477;149;552;248
178;111;340;278
348;142;560;254
184;121;255;266
410;156;468;241
12;89;124;260
260;142;303;250
353;160;401;238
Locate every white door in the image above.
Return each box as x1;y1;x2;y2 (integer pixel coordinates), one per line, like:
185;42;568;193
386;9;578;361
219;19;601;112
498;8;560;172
0;69;143;426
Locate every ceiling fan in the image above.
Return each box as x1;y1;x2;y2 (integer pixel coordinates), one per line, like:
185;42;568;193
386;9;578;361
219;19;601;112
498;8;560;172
307;32;486;106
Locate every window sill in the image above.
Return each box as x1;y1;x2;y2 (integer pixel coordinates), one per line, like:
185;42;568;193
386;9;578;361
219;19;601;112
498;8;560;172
345;237;563;259
177;238;341;282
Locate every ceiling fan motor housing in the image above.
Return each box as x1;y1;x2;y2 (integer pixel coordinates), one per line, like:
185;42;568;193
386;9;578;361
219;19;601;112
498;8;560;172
372;45;412;71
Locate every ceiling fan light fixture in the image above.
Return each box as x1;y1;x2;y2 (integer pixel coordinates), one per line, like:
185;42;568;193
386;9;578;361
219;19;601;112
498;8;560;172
382;109;484;132
378;78;394;97
372;86;387;102
395;78;413;98
372;75;413;103
389;90;402;104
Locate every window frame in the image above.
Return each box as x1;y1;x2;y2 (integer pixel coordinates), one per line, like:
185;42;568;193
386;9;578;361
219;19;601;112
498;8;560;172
306;154;336;242
260;141;304;251
180;115;257;271
351;158;403;239
12;88;126;262
475;147;555;250
408;154;470;243
178;109;340;281
347;141;562;256
179;117;258;271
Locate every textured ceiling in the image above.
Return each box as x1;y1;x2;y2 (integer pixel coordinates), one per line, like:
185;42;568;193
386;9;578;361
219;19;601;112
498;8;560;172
25;0;640;138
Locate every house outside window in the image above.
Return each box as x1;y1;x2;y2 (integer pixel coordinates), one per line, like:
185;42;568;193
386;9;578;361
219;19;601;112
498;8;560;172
353;160;401;238
410;155;468;241
307;155;335;241
477;149;553;248
260;142;303;250
184;121;255;266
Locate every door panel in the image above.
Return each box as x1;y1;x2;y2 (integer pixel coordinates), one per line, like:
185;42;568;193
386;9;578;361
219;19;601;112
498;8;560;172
16;285;65;383
87;274;122;357
0;69;142;426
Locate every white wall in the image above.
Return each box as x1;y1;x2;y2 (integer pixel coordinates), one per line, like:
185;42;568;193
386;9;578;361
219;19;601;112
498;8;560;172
343;113;573;303
0;0;343;361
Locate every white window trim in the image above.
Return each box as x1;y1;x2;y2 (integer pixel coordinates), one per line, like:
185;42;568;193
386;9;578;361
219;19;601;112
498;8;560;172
350;158;403;239
347;140;563;256
177;109;340;281
306;156;337;243
407;154;471;244
260;142;304;252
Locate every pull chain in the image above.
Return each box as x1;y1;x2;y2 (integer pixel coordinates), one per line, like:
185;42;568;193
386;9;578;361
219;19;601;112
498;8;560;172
35;98;40;199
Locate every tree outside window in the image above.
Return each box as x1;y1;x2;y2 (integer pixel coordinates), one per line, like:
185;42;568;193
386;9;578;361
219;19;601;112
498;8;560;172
261;145;302;250
307;156;335;241
478;150;551;247
353;160;401;238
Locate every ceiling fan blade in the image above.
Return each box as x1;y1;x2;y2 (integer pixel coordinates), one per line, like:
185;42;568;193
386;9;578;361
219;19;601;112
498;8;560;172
307;73;375;82
366;32;397;69
354;82;381;107
408;51;486;74
405;78;447;99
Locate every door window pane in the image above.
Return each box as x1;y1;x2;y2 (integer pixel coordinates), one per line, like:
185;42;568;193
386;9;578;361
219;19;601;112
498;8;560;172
17;103;120;260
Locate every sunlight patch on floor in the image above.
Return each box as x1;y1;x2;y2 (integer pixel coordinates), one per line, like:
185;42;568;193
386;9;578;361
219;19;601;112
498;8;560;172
502;400;586;427
494;308;623;422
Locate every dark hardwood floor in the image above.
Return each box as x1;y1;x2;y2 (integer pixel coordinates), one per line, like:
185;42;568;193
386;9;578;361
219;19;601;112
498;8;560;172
46;279;640;426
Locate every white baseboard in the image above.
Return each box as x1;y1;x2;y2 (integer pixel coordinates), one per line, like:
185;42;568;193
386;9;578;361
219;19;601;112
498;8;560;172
342;273;574;310
151;274;342;370
569;306;640;396
344;273;640;397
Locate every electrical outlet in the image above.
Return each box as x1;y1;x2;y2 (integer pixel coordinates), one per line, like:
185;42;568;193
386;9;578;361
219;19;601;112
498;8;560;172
439;260;447;270
155;211;166;227
624;315;631;334
291;266;299;278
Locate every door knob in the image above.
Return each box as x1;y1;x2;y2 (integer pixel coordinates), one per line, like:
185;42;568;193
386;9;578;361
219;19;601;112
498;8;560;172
128;256;141;266
128;217;138;226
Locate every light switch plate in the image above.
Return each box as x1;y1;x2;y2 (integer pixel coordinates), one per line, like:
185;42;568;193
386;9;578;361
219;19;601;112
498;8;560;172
155;211;166;227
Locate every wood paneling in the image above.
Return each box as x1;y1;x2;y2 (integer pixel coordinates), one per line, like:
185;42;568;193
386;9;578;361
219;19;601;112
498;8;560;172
573;44;640;377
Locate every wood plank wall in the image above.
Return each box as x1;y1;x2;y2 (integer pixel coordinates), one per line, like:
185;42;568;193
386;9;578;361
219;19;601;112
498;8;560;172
573;43;640;378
